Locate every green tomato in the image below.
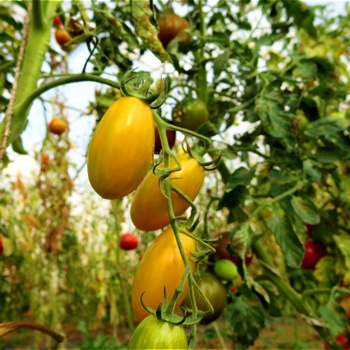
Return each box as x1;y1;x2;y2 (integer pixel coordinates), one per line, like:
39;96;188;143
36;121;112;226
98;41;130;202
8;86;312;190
127;314;188;349
172;98;209;131
181;272;227;325
214;259;239;281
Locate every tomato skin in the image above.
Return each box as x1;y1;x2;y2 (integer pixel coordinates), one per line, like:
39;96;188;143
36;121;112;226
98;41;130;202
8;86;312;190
301;240;326;270
158;13;190;48
120;233;138;251
213;259;239;281
127;314;188;349
172;99;209;131
130;153;205;231
48;118;67;135
87;96;154;199
41;154;49;163
182;272;227;325
53;15;63;27
154;127;176;154
131;227;197;323
55;29;72;47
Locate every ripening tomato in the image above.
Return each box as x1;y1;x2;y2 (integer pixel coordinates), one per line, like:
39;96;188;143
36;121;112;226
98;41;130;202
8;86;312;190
0;235;3;255
41;154;49;163
172;98;209;131
325;335;350;350
87;96;154;199
301;240;326;270
181;272;227;325
130;153;205;231
120;233;138;251
154;127;176;154
55;28;72;47
131;227;197;323
127;314;188;349
48;118;67;135
157;13;190;48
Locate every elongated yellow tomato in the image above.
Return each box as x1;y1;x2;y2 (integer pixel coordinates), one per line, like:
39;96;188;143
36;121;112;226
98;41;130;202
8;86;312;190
87;96;154;199
131;227;197;323
130;153;205;231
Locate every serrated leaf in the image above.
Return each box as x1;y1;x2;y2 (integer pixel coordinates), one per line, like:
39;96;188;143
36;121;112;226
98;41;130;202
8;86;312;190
291;196;320;225
305;118;350;137
224;298;265;346
226;167;255;191
131;1;172;63
267;214;304;268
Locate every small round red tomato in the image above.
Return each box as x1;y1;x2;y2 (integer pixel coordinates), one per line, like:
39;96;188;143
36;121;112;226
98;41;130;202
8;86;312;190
87;96;154;200
63;265;70;272
130;153;205;231
157;13;190;48
181;272;227;325
127;314;188;349
48;118;67;135
55;28;72;47
214;259;239;281
154;127;176;154
172;98;209;131
131;227;197;323
0;235;3;255
41;154;49;163
53;15;63;27
325;335;350;350
120;233;138;251
301;240;326;270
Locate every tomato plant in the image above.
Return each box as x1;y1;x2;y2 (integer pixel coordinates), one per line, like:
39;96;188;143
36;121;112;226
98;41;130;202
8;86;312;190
213;259;239;281
127;314;188;349
301;240;326;270
182;272;227;325
54;28;72;47
154;127;176;154
48;118;67;135
87;96;154;199
172;98;209;131
120;233;138;251
130;152;205;231
131;227;197;323
157;13;190;49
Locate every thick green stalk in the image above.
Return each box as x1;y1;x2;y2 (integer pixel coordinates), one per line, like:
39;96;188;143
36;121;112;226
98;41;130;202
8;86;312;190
0;0;60;148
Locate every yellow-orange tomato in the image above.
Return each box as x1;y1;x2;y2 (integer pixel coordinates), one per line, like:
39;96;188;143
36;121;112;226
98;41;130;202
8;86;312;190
55;28;72;47
131;227;197;323
87;96;154;199
48;118;67;135
130;153;205;231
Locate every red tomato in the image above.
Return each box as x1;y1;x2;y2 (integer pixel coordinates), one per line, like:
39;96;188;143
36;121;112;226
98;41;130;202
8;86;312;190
154;127;176;154
120;233;138;251
325;335;350;350
41;154;49;163
306;223;316;236
301;240;326;270
53;15;63;27
0;235;3;255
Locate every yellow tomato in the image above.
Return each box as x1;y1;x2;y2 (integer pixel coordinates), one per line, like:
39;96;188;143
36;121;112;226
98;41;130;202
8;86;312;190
131;227;197;323
130;153;205;231
87;96;154;199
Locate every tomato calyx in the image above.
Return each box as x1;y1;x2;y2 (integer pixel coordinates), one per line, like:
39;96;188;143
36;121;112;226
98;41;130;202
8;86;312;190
120;70;170;107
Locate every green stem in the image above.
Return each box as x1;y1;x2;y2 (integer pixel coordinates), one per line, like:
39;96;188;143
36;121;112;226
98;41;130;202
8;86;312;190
32;0;46;31
212;321;228;350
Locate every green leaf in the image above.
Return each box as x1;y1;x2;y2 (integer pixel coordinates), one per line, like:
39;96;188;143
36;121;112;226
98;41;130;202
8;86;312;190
302;160;322;182
314;147;349;163
290;196;320;225
228;222;251;259
268;169;297;184
305;118;350;137
213;50;230;79
218;185;249;210
314;256;337;287
267;213;304;268
226;167;255;191
224;298;265;347
130;0;172;63
334;234;350;272
319;298;348;336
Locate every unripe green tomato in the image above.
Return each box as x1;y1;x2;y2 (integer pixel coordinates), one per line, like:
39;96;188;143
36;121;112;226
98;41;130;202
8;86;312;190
127;314;188;349
214;259;239;281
